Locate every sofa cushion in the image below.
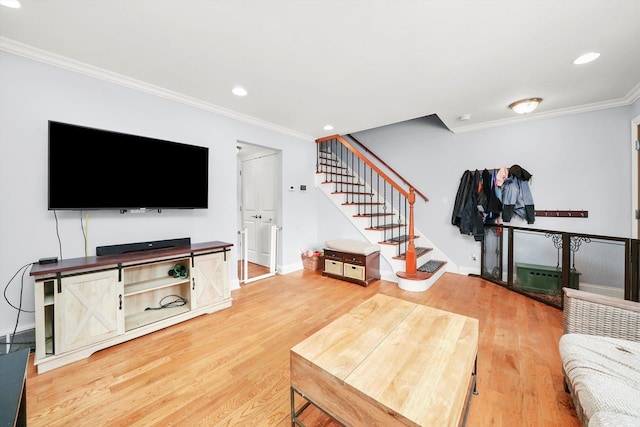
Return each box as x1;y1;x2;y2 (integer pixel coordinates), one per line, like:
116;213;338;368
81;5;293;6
560;334;640;422
589;411;640;427
325;239;380;256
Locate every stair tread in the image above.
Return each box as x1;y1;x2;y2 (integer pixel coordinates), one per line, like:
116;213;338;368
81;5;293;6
353;213;394;217
418;259;447;274
393;247;433;260
379;235;420;245
343;202;385;206
319;172;355;178
318;163;348;169
365;224;406;230
323;181;365;186
332;191;374;195
318;156;338;163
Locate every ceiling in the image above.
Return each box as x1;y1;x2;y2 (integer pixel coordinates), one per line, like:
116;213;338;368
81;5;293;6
1;0;639;140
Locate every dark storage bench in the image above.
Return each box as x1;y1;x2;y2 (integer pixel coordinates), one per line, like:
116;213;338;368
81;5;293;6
322;239;381;287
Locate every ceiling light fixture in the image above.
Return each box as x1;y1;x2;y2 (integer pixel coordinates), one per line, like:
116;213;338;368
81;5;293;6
573;52;600;65
509;98;542;114
0;0;21;8
232;86;247;97
323;124;334;131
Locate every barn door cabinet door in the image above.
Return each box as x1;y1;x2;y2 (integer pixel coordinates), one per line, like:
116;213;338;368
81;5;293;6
190;251;230;309
54;270;124;354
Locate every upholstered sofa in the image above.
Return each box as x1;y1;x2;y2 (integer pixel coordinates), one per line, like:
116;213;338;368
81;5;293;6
559;287;640;426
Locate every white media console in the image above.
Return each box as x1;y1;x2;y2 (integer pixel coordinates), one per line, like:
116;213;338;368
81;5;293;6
30;241;232;373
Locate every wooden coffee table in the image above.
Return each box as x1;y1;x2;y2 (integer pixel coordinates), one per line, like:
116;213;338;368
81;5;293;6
290;294;479;426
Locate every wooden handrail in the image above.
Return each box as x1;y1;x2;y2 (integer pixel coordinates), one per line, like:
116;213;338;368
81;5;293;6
346;134;429;202
317;135;411;199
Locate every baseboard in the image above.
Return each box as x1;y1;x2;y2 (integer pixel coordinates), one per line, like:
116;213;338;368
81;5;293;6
458;266;481;276
277;261;398;284
380;270;398;283
278;261;304;275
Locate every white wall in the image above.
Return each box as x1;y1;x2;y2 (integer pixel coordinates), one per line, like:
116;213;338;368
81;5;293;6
0;52;317;335
339;103;638;274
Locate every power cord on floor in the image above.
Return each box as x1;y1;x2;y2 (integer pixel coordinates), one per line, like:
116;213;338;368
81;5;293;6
3;262;36;353
144;295;188;311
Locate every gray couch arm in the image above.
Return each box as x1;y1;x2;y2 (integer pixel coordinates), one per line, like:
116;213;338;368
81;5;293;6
563;287;640;342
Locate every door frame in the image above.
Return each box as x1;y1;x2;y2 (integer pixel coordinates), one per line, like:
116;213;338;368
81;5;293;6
236;141;282;283
632;115;640;238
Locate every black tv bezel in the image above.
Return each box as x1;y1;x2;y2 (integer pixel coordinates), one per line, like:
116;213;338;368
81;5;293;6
47;121;209;211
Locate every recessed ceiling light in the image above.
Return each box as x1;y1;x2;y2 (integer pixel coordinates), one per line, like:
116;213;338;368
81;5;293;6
458;114;471;121
0;0;21;8
509;98;542;114
232;86;247;97
323;124;334;131
573;52;600;65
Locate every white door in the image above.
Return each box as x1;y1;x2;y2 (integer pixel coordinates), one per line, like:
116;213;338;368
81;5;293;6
242;153;278;266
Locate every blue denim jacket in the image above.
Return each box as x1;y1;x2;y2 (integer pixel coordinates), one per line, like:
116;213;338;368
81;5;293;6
501;176;535;223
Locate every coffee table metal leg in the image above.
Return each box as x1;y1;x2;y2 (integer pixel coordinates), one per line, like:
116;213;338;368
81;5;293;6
291;387;348;427
291;387;312;427
461;355;478;427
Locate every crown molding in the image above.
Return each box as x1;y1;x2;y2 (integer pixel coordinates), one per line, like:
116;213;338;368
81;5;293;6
0;37;314;142
3;36;638;139
625;81;640;105
450;88;640;134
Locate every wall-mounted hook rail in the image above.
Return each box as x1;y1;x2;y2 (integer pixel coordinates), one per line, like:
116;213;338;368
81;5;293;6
534;209;588;218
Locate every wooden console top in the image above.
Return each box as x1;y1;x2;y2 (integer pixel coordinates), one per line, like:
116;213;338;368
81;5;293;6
30;240;233;277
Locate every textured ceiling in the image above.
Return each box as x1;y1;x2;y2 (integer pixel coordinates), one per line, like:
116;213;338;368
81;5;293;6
1;0;639;140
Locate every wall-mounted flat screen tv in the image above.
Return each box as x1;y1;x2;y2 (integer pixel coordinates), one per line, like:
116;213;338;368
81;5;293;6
48;121;209;210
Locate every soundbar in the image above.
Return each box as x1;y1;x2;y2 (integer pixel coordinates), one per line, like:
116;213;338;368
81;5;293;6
96;237;191;256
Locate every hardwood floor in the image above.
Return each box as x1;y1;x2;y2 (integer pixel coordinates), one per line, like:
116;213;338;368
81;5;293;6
26;271;579;426
238;261;271;280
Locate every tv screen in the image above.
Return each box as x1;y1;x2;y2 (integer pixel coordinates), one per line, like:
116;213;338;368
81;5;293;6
48;121;209;210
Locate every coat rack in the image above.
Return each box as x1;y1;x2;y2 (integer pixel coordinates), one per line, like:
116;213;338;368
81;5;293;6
535;210;589;218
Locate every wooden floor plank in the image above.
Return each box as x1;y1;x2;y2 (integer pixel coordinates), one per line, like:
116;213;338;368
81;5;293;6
26;271;579;426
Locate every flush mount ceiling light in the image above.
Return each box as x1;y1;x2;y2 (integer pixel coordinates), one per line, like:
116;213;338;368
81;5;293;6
509;98;542;114
0;0;21;8
573;52;600;65
323;124;334;131
231;86;247;97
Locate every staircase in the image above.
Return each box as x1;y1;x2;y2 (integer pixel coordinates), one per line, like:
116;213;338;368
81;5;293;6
316;135;457;292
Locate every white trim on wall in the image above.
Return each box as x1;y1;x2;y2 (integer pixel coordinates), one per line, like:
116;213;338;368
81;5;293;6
632;113;640;239
3;36;640;139
454;84;640;133
0;37;314;142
